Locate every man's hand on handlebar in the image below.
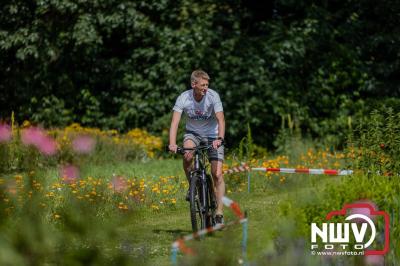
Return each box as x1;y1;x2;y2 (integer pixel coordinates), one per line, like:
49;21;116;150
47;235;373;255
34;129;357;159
212;138;224;150
168;144;178;153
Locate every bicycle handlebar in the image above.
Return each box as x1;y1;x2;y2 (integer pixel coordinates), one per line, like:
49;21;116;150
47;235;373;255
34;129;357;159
176;145;212;155
165;140;224;155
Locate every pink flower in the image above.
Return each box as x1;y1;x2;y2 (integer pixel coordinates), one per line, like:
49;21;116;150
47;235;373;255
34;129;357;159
21;127;57;156
21;127;45;146
364;255;384;266
37;137;57;155
0;124;12;143
110;175;127;193
60;165;79;184
349;199;378;222
72;135;96;154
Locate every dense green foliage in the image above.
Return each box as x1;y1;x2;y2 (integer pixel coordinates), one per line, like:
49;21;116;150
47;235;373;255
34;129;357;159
1;0;399;147
350;108;400;174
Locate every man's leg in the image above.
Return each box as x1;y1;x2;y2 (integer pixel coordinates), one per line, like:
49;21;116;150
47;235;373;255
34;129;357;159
183;139;196;181
211;160;225;215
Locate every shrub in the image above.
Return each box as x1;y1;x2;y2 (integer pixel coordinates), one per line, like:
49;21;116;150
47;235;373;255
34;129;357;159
347;108;400;175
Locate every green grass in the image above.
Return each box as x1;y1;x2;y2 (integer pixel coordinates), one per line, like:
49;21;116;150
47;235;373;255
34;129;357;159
83;161;340;265
84;158;185;178
39;158;184;181
3;157;393;265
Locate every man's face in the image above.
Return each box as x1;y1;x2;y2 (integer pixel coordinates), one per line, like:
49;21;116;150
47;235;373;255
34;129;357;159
192;78;209;97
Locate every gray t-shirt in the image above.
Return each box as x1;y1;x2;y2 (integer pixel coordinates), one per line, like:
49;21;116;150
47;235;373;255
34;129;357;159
173;88;223;137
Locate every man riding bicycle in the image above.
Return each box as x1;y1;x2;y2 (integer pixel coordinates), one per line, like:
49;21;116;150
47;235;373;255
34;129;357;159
168;69;225;225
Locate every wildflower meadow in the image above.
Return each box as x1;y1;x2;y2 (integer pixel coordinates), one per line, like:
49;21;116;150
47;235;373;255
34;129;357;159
1;109;400;265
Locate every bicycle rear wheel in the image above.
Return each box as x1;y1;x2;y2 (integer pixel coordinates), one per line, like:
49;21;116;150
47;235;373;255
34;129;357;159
189;174;206;233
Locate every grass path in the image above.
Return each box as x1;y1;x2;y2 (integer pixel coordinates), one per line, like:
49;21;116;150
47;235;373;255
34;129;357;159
38;158;339;265
124;191;281;265
104;159;340;265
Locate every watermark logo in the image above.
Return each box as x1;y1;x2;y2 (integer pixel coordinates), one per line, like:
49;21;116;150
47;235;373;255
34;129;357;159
310;202;390;256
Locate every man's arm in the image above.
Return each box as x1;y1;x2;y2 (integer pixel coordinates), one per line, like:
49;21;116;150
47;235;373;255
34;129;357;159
216;111;225;139
169;111;182;153
213;111;225;149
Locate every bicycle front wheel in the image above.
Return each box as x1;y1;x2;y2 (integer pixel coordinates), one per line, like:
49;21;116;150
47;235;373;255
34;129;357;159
206;174;217;228
189;174;206;233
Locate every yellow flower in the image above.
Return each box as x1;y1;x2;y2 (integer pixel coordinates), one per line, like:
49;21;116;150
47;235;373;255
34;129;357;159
22;120;31;128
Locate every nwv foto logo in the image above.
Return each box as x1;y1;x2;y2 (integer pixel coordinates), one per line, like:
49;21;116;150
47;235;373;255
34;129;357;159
310;202;390;255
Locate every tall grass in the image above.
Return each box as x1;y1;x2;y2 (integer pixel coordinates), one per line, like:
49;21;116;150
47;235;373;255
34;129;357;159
273;109;400;264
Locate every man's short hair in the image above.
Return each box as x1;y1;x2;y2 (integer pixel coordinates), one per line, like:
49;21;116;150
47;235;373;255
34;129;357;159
191;70;210;83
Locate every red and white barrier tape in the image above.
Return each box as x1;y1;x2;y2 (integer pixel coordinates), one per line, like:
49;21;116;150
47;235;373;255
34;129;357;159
171;196;247;255
223;163;250;174
222;196;246;219
223;163;353;176
251;167;353;176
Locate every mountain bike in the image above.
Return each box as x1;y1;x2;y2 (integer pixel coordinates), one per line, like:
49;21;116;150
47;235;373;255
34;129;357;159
172;144;221;233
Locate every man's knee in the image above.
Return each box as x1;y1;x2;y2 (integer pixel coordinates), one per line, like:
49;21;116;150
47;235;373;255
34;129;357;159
183;153;193;163
183;139;195;163
212;172;224;184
